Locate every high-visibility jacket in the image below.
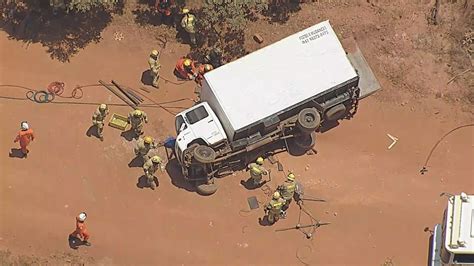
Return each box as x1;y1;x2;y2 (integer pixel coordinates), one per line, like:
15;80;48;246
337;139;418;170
14;129;34;148
248;163;267;178
181;14;196;33
280;180;296;200
266;198;285;214
175;58;197;80
92;108;108;124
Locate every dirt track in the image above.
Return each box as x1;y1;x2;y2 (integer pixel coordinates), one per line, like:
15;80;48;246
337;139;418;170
1;1;473;265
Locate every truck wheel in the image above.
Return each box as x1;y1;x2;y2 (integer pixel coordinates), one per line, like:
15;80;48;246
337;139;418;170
193;145;216;164
196;181;218;196
294;132;316;150
297;108;321;133
325;104;347;121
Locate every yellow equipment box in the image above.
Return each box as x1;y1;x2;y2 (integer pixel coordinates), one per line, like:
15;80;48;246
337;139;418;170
108;113;129;131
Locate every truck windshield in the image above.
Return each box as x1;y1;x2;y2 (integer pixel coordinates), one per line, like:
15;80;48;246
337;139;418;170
175;115;187;133
186;106;209;125
453;254;474;263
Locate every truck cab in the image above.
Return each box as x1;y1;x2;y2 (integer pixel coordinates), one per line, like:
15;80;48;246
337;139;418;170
174;102;227;179
431;193;474;266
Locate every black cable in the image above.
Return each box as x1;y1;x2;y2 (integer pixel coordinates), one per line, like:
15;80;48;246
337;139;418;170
420;123;474;174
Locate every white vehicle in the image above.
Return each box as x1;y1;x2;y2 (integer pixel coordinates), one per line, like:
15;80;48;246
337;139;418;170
430;193;474;265
174;20;375;195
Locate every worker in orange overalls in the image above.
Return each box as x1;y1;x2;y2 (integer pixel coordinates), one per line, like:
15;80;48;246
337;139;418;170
69;212;91;246
174;57;197;80
13;121;35;158
195;63;213;86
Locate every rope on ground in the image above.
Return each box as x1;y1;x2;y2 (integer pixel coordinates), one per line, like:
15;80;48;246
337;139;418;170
47;81;84;99
421;123;474;174
296;245;313;265
161;76;187;85
238;209;253;217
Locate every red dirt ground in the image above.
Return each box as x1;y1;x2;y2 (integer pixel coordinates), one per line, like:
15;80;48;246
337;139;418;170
1;1;473;265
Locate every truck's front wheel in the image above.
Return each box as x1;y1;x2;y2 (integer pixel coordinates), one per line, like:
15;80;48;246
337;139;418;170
196;180;218;195
294;132;316;150
297;108;321;133
193;145;216;164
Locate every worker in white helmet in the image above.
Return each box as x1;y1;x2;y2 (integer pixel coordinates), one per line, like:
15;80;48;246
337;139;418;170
279;173;297;211
128;109;148;137
91;104;109;141
180;8;197;46
13;121;35;158
247;157;269;187
264;191;286;225
134;136;158;163
148;49;161;88
69;212;91;246
143;155;163;190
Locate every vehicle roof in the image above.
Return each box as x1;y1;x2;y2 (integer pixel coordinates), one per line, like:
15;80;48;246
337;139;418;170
203;20;358;132
444;194;474;254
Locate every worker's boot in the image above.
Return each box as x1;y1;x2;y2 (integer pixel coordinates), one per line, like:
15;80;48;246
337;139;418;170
99;135;104;141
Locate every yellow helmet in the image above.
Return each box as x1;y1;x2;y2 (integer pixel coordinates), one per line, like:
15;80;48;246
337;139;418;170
133;110;142;117
182;8;190;14
99;103;107;111
204;64;213;72
256;157;264;165
273;191;281;199
287;173;296;181
144;136;153;144
151;50;159;57
151;155;162;163
183;59;192;67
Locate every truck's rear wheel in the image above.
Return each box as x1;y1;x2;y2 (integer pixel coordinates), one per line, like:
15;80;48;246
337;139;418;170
196;180;218;195
294;132;316;150
297;108;321;133
193;145;216;164
325;104;347;121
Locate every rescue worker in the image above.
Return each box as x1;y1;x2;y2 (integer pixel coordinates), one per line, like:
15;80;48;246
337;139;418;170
279;173;297;211
264;192;286;225
247;157;269;187
143;155;163;190
134;136;157;163
195;63;213;86
174;57;197;80
128;109;148;137
180;8;197;46
155;0;174;25
69;212;91;246
148;49;161;88
13;121;34;158
92;104;109;141
205;47;224;68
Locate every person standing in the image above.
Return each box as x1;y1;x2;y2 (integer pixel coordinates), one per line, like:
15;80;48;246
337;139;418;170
143;155;163;190
13;121;34;158
69;212;91;246
134;136;158;163
264;192;286;225
128;109;148;137
247;157;269;187
279;173;297;211
148;49;161;88
91;104;109;141
180;8;197;46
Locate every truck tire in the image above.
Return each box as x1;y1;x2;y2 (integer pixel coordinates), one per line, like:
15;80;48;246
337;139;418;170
196;181;218;196
297;108;321;133
193;145;216;164
294;132;316;150
325;104;347;121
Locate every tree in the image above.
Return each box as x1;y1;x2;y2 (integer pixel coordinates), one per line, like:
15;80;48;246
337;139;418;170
197;0;268;61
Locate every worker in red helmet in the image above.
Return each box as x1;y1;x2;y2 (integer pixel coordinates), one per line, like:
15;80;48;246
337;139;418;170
195;63;213;86
69;212;91;246
155;0;174;25
174;57;197;80
13;121;35;158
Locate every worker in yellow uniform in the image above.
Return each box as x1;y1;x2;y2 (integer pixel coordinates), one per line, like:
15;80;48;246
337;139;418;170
143;155;163;190
180;8;197;46
128;109;148;137
134;136;158;163
264;191;286;225
279;173;297;211
92;104;109;141
148;50;161;88
247;157;269;187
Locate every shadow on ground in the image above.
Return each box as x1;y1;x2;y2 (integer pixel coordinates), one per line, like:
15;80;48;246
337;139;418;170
128;156;143;168
0;2;123;62
120;129;136;141
165;158;196;192
262;0;302;24
8;148;25;159
136;174;158;189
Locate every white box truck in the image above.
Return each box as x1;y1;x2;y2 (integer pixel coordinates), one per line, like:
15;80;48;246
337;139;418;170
174;20;363;195
430;193;474;266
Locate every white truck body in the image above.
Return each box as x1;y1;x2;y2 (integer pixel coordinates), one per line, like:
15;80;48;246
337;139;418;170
200;20;358;141
430;193;474;266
